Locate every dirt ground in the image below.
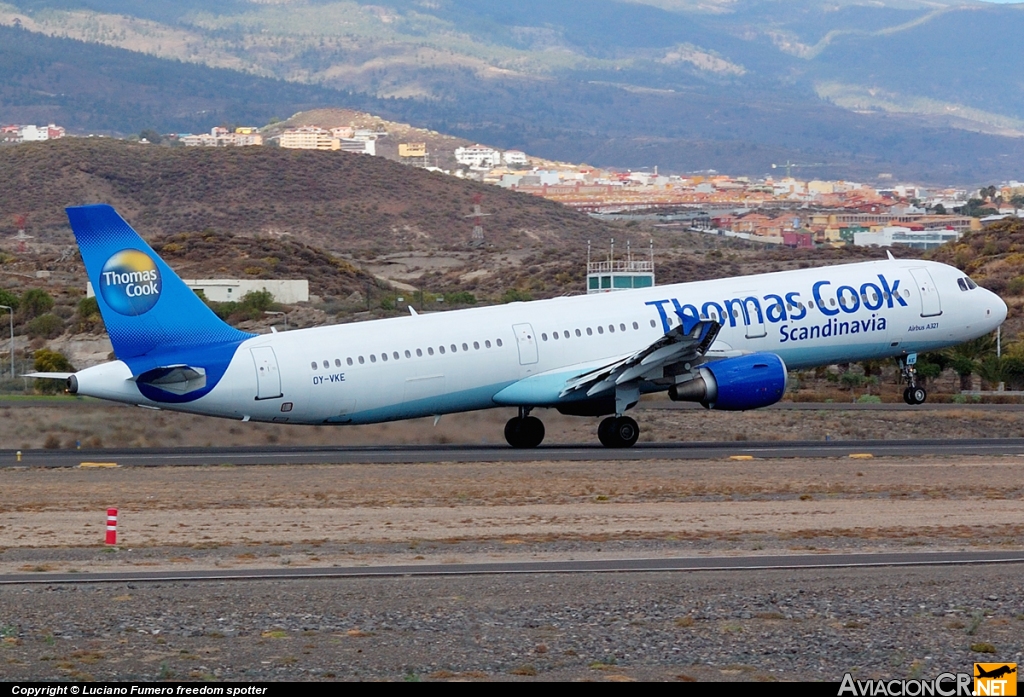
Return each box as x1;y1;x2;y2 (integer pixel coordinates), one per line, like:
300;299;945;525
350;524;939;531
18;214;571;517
1;453;1022;576
5;397;1024;450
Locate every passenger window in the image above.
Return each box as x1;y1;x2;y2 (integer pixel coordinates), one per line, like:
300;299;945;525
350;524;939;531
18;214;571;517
416;349;423;357
473;341;479;350
650;320;656;328
587;327;593;335
461;343;467;351
311;362;317;370
358;356;365;364
394;352;400;360
428;347;434;356
632;322;638;330
381;353;388;362
485;340;491;348
552;332;559;340
323;360;329;369
335;359;342;367
439;346;446;354
576;329;582;337
564;331;570;339
496;338;503;347
370;355;377;363
451;344;458;352
542;333;548;341
405;350;411;358
608;325;615;333
620;323;626;332
597;326;604;334
347;357;353;366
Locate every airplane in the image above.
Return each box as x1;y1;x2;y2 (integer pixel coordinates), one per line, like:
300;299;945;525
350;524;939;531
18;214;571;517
34;204;1007;448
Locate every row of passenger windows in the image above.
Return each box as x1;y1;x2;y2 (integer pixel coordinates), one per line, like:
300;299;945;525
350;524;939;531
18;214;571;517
311;338;505;370
308;286;917;372
540;320;654;341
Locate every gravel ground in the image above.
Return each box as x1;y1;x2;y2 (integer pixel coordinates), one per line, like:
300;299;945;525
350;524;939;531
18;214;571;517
0;453;1022;681
0;565;1022;682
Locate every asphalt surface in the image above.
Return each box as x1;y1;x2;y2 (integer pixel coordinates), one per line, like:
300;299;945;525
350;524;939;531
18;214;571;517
4;437;1024;467
2;550;1022;586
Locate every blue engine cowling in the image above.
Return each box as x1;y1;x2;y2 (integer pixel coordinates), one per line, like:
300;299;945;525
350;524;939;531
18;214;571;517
668;352;787;411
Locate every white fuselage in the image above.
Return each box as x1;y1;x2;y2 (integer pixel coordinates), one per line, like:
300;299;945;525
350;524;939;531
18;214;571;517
73;258;1006;424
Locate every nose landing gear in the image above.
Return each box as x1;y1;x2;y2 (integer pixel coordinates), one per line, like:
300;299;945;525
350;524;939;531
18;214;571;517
898;354;927;405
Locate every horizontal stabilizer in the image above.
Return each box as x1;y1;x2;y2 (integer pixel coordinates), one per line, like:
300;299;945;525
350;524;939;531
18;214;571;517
23;372;73;380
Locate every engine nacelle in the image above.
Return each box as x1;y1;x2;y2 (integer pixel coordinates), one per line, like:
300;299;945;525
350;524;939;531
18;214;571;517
668;353;787;411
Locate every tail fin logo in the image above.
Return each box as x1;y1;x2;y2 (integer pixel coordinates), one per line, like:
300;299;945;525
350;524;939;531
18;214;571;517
99;249;162;316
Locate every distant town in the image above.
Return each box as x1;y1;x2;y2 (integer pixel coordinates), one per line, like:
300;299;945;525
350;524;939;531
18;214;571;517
5;120;1023;252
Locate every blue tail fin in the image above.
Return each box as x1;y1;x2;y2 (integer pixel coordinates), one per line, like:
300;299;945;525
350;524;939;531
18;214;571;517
67;204;254;370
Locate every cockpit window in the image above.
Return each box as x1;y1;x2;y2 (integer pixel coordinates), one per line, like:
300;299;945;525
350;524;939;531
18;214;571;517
958;278;968;292
966;277;978;290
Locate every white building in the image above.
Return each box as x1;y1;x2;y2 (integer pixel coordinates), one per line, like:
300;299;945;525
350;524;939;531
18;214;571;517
18;125;48;142
854;226;960;250
503;150;528;165
455;145;501;169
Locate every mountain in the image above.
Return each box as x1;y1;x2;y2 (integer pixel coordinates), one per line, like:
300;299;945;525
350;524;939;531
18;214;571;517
2;1;1024;184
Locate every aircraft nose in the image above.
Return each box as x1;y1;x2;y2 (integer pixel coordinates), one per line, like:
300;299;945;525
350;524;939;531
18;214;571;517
986;289;1008;328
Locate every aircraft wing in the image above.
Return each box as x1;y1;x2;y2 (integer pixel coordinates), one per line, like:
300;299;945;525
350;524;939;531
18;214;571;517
23;372;74;380
560;310;720;398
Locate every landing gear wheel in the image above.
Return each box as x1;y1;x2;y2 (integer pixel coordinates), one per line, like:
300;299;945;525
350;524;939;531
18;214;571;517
504;416;545;448
910;386;927;405
903;387;914;405
597;416;640;448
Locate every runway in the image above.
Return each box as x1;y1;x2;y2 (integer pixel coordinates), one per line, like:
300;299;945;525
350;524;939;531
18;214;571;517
2;550;1022;586
5;437;1024;467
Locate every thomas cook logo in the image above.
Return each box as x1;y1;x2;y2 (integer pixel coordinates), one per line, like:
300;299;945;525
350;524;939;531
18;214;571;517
975;664;1017;696
99;249;162;316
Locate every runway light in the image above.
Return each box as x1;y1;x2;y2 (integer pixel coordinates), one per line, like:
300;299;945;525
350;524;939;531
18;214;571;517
729;455;755;461
848;453;874;459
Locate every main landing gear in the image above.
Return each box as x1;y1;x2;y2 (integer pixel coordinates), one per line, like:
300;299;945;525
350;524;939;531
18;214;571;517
597;416;640;448
504;407;545;448
898;354;927;405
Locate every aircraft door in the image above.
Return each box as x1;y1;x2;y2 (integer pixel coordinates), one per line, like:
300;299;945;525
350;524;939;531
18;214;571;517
512;323;538;365
909;268;942;317
739;293;767;339
251;346;283;400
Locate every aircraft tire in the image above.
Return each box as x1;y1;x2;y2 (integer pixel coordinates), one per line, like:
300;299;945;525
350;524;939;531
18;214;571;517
597;417;616;447
521;416;545;448
598;416;640;448
505;416;545;448
903;387;914;405
910;386;927;405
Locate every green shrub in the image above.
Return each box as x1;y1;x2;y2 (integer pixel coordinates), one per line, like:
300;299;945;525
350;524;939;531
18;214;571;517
26;313;65;339
20;288;54;319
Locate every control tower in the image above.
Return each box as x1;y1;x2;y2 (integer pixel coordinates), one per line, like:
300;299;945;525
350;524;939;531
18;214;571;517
586;239;655;293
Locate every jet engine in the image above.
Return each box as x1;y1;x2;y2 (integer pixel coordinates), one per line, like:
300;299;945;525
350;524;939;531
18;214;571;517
668;353;787;411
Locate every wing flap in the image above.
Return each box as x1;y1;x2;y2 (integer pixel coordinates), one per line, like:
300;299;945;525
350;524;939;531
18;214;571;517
561;309;721;398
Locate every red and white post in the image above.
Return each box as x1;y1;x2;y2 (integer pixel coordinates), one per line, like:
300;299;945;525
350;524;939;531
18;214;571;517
105;508;118;546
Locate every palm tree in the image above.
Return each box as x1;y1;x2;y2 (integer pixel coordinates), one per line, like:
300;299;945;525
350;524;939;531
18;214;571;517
942;334;997;392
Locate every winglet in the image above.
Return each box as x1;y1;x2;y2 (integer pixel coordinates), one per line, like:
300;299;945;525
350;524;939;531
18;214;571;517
886;250;895;260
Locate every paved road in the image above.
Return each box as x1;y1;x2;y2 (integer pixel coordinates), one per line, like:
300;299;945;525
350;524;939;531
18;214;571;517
2;550;1021;586
4;438;1024;467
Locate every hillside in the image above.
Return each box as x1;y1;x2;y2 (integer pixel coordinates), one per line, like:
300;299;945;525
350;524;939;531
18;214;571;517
0;138;614;255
